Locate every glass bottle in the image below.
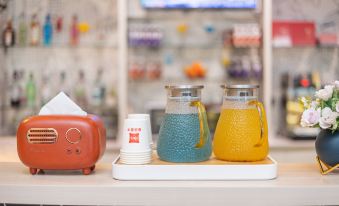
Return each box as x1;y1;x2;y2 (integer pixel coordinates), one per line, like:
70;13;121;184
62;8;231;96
2;20;15;49
41;75;52;105
18;13;27;46
91;68;106;107
43;14;53;46
26;72;36;109
70;15;79;46
9;70;22;108
74;70;87;108
30;14;40;46
56;16;63;33
58;71;69;95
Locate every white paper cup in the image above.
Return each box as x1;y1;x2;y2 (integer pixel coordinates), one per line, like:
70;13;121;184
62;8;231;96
120;155;152;163
120;152;151;157
120;155;151;160
120;149;151;154
120;151;152;158
120;153;151;157
128;114;153;145
121;156;151;161
120;157;151;164
121;118;151;152
120;160;151;165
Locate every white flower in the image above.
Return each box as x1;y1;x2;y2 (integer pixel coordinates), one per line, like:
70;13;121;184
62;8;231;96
301;108;321;127
315;85;334;101
319;107;339;129
335;81;339;89
336;102;339;113
310;101;319;109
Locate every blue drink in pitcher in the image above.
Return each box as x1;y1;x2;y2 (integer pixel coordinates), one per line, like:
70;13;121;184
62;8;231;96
157;85;212;163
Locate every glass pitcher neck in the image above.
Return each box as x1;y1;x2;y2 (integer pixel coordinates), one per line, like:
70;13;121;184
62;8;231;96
165;85;203;114
221;84;260;109
168;96;201;101
224;96;258;101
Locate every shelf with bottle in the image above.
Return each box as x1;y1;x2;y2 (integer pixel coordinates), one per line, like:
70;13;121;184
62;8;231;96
127;22;262;50
128;44;263;50
1;45;118;50
2;13;117;51
274;71;322;140
128;44;262;83
2;68;118;138
127;58;261;84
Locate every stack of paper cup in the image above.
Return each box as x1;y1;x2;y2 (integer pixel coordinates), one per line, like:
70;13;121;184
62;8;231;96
120;117;152;164
128;114;153;147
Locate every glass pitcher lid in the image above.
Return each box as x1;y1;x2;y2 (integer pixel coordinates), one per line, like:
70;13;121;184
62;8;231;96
165;85;203;99
221;84;259;89
221;84;259;98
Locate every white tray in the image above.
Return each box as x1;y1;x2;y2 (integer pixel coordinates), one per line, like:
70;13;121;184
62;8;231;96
112;152;278;180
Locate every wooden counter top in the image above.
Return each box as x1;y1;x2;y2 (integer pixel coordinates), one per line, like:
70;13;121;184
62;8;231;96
0;162;339;205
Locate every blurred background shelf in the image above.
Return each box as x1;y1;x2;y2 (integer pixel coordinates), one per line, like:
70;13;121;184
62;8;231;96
0;0;339;147
2;45;118;49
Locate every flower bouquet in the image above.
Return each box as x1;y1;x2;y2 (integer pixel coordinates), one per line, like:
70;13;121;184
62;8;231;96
300;81;339;131
300;81;339;174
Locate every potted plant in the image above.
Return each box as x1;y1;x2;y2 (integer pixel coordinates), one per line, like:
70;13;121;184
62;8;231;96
300;81;339;174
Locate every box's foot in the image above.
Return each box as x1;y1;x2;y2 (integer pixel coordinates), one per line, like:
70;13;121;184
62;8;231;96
82;168;92;175
29;168;38;175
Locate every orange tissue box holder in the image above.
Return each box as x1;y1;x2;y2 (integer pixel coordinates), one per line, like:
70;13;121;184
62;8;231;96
17;114;106;175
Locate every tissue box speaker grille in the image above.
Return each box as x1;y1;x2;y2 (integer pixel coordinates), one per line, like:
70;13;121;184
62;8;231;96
27;128;58;144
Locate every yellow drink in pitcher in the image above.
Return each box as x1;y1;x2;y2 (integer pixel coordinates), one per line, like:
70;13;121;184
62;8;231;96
213;106;268;161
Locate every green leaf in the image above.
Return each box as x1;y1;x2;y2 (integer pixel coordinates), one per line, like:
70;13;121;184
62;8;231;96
321;100;325;109
331;100;337;111
333;122;338;131
334;90;339;99
323;101;331;109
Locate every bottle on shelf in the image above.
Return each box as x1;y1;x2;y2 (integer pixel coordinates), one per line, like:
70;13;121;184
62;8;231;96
2;19;16;50
70;15;79;46
41;74;52;105
56;16;63;33
74;70;87;108
26;72;36;109
43;14;53;46
18;13;27;46
9;70;23;109
58;71;69;96
147;61;162;80
54;16;63;45
91;68;106;107
30;14;41;46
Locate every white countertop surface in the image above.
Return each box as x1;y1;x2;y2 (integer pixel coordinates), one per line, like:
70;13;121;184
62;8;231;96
0;136;331;206
1;162;339;205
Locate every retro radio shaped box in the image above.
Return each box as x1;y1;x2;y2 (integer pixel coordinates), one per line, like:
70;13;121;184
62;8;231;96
17;114;106;175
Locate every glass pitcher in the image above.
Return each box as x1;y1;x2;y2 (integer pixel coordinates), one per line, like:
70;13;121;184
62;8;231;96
157;85;212;163
213;85;268;161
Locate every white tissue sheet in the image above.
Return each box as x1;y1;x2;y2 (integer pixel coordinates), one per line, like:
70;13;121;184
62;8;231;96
39;92;87;116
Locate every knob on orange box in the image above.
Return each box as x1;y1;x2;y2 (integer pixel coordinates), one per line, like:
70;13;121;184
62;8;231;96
17;115;106;175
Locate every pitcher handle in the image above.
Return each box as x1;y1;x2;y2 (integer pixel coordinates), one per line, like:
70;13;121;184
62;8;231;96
249;101;267;147
190;101;209;148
